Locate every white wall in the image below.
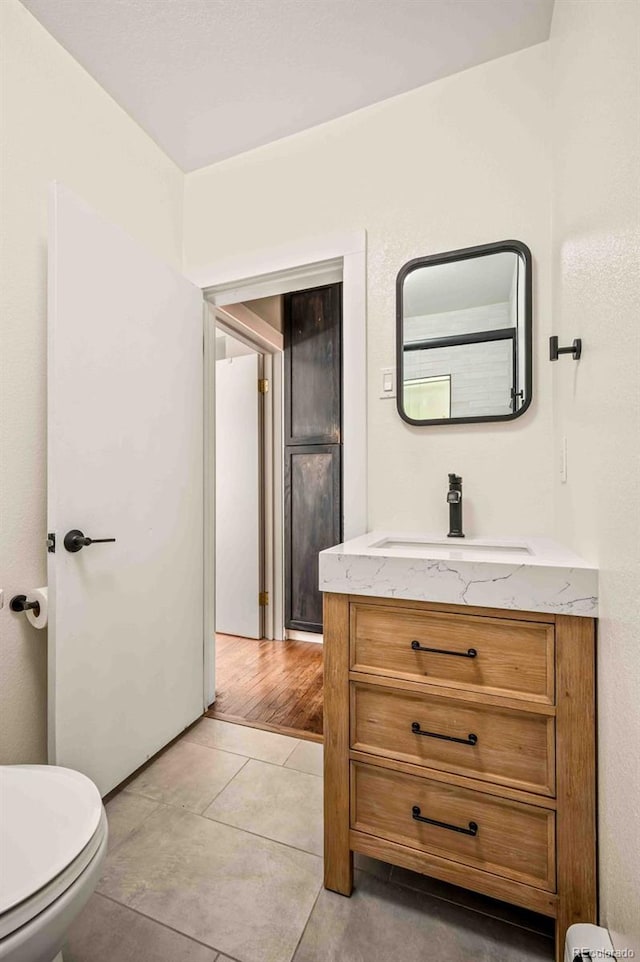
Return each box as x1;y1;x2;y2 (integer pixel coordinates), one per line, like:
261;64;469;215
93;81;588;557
216;331;257;359
0;0;184;765
184;44;554;539
550;1;640;953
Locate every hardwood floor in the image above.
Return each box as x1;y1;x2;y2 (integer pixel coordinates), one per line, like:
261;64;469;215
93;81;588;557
207;634;324;741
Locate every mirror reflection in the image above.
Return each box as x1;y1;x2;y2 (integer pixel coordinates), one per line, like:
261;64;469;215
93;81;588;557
397;242;532;425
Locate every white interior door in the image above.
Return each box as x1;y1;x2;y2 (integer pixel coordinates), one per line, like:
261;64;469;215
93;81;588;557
48;184;205;796
215;352;262;638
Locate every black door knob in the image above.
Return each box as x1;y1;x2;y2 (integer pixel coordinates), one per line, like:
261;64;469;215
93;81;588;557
64;529;116;553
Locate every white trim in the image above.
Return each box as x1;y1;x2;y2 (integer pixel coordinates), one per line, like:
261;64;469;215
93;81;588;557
197;230;367;642
212;261;343;306
203;302;216;707
271;351;285;639
262;352;274;640
286;629;324;645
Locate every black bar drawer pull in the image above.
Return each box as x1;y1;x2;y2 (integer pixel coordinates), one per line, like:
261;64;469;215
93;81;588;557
412;806;478;836
411;640;477;658
411;722;478;746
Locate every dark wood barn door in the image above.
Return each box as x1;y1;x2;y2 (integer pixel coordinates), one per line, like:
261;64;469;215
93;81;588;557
284;284;342;632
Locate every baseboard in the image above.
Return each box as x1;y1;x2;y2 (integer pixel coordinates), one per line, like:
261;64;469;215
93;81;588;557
285;629;323;644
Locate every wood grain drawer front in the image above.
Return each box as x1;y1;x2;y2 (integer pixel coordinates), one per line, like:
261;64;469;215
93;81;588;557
352;762;556;891
351;683;555;796
351;604;555;704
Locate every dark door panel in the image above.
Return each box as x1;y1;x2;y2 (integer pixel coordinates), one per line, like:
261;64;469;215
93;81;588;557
285;285;342;445
285;445;341;632
284;283;343;633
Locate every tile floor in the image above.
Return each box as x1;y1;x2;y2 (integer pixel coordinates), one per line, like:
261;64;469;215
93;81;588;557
65;718;554;962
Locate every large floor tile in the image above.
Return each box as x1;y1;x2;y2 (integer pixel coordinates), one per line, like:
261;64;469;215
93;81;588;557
126;738;247;813
64;893;217;962
390;865;555;937
293;871;553;962
203;759;323;855
98;805;323;962
105;791;162;851
183;718;299;765
283;739;323;776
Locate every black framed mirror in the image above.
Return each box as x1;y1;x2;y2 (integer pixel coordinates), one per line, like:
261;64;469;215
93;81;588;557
396;240;532;425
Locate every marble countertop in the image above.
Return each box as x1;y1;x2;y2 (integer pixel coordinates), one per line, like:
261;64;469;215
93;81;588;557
319;532;598;617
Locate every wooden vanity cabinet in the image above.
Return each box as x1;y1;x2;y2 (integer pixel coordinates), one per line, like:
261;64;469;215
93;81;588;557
323;593;597;962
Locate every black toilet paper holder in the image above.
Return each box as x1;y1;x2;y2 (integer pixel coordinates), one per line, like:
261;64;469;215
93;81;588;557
10;594;40;617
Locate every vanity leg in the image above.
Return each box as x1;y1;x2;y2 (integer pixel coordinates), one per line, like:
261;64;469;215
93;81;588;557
323;592;354;895
554;615;597;962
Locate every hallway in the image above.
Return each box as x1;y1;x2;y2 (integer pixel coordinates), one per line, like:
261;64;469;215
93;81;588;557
207;634;323;740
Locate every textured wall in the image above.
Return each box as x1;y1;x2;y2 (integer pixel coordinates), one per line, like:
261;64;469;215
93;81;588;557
0;0;184;764
550;0;640;952
184;44;554;539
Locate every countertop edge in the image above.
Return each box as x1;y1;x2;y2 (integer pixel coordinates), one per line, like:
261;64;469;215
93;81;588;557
318;552;599;618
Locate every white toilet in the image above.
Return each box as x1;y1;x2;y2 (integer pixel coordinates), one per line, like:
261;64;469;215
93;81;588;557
0;765;108;962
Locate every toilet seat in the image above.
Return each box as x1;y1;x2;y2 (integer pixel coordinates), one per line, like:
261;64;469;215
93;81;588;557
0;809;107;941
0;766;105;940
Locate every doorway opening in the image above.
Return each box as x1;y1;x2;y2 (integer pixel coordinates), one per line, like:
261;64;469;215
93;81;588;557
201;241;366;743
207;292;330;741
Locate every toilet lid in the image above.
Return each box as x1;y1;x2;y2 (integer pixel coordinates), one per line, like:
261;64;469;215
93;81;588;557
0;765;102;914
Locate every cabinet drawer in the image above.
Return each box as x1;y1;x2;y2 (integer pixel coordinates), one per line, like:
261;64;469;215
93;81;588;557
351;683;555;796
350;604;555;703
351;762;555;891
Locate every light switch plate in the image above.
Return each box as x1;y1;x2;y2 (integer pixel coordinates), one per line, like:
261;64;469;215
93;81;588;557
379;366;396;399
560;437;568;483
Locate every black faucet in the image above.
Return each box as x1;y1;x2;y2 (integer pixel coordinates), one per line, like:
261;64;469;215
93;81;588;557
447;474;464;538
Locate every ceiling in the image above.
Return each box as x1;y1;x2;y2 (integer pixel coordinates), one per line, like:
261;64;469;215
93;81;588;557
21;0;554;172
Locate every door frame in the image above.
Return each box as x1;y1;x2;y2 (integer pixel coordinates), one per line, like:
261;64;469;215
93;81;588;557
198;231;367;699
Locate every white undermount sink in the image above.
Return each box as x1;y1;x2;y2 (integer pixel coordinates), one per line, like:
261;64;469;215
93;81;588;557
371;536;532;556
